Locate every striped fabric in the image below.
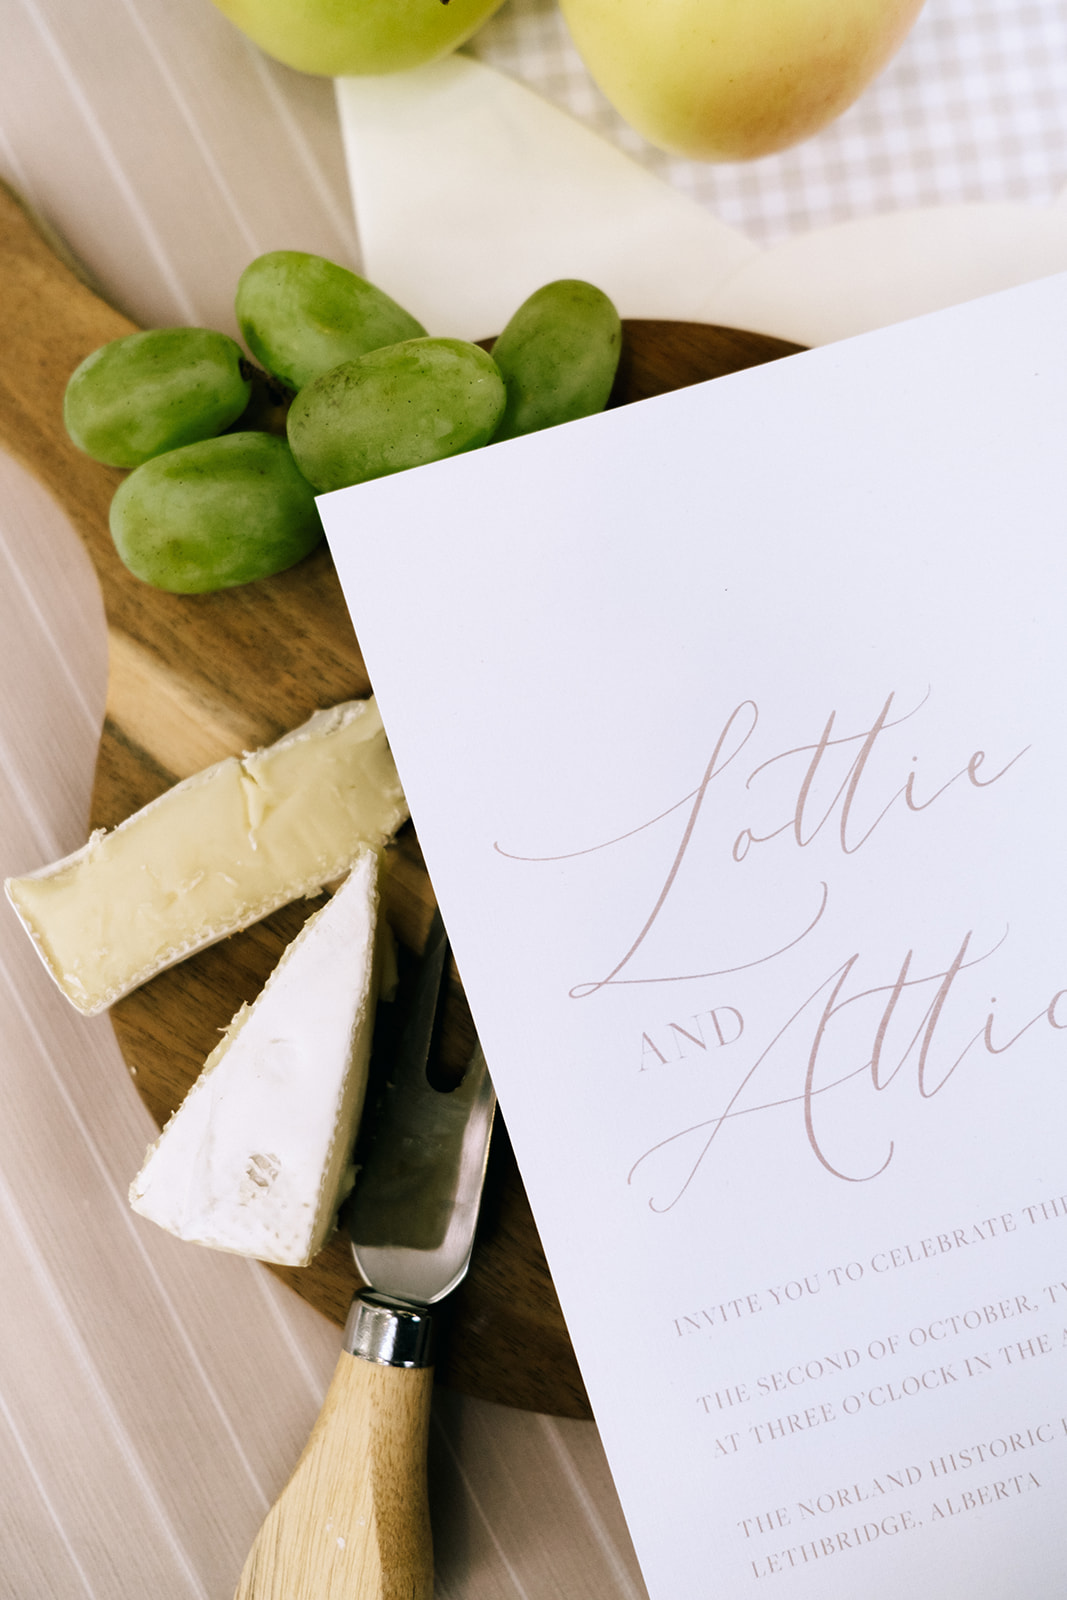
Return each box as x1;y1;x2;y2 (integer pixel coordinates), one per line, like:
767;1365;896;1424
0;0;1061;1593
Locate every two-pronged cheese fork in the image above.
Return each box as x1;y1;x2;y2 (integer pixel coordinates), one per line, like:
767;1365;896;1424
234;907;495;1599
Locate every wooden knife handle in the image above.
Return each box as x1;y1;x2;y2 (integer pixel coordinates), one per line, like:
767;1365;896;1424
233;1349;434;1600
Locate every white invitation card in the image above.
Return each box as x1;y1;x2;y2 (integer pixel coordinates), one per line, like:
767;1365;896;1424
321;273;1067;1598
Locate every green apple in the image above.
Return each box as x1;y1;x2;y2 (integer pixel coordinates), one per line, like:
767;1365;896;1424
209;0;506;75
559;0;926;161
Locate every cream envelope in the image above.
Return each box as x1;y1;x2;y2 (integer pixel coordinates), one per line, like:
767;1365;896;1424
336;55;1067;345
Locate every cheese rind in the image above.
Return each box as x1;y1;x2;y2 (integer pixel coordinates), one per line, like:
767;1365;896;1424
128;850;381;1266
4;697;407;1015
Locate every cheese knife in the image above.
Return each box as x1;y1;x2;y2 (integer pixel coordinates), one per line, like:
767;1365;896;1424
234;907;496;1600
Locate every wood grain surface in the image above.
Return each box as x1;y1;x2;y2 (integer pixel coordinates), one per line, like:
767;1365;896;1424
234;1350;435;1600
0;177;802;1418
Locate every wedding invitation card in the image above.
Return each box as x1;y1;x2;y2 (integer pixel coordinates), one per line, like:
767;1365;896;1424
321;272;1067;1597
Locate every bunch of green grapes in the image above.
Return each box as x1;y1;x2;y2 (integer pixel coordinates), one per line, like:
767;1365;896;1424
64;251;621;594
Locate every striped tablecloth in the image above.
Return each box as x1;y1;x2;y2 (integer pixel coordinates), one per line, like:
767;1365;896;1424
0;3;1064;1595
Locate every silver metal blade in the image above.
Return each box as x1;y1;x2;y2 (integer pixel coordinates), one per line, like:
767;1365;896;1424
347;909;496;1308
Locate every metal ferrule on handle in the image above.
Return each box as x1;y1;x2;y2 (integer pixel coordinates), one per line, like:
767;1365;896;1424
344;1291;436;1369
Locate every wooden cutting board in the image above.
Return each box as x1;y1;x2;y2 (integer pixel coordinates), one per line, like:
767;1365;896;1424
0;178;802;1418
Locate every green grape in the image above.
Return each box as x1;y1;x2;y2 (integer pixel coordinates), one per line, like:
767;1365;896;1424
64;328;252;468
109;432;322;593
287;338;506;493
490;280;622;441
236;251;426;392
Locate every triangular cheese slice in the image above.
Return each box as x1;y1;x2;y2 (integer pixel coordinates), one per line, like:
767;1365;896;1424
129;849;381;1266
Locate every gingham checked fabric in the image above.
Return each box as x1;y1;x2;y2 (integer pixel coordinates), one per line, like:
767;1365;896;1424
468;0;1067;243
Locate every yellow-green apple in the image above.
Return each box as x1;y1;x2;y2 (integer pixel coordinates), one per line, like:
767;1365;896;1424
209;0;506;75
558;0;926;161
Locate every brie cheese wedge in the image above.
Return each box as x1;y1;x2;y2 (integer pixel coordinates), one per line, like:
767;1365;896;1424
129;850;382;1267
5;697;407;1015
